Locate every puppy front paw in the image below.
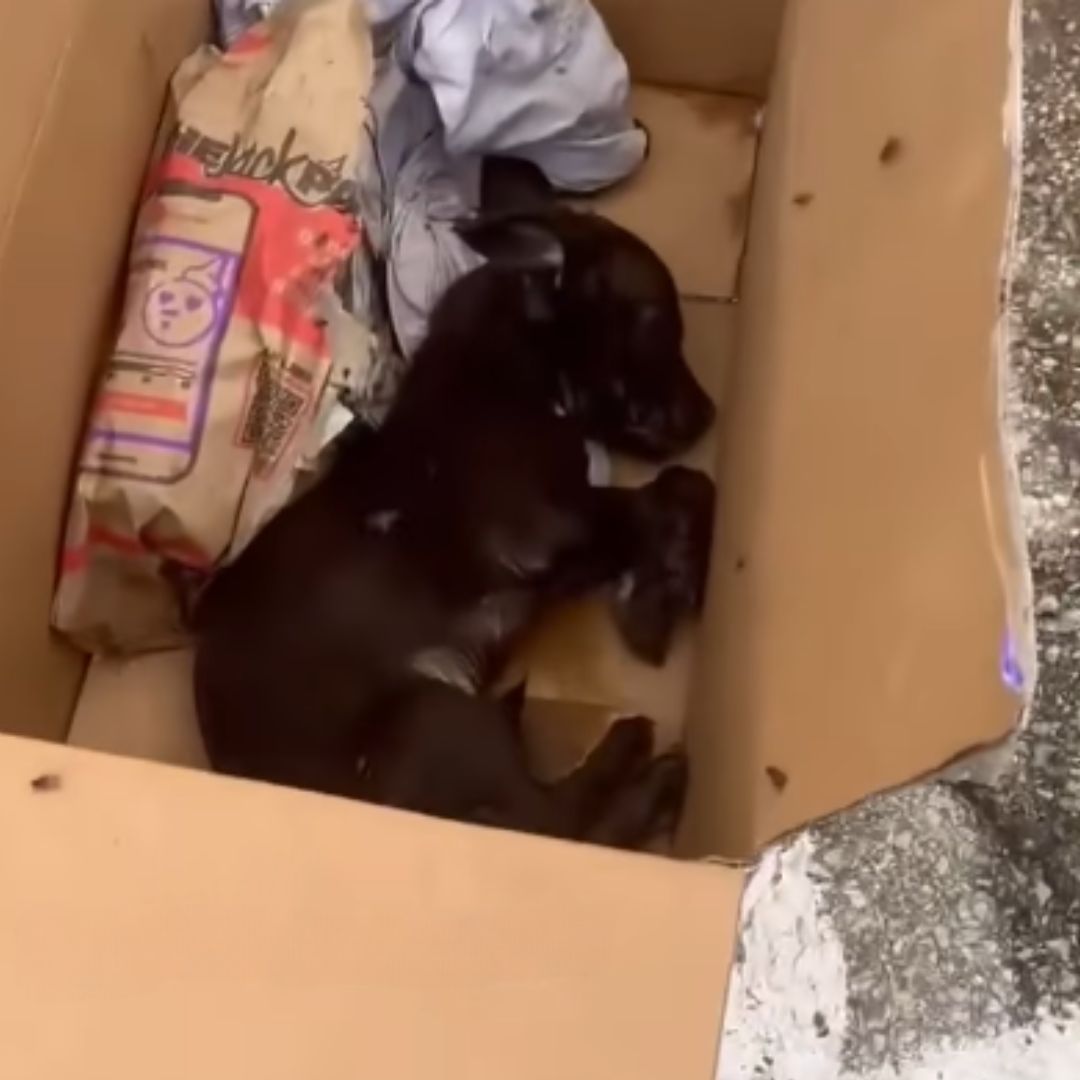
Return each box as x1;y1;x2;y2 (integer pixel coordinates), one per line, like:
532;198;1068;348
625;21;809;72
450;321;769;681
612;467;716;664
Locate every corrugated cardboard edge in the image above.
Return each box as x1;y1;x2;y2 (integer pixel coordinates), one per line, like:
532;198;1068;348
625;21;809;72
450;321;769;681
992;0;1036;703
943;0;1037;787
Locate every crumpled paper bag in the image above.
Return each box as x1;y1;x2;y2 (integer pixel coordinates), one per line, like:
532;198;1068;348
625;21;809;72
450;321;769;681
54;0;374;652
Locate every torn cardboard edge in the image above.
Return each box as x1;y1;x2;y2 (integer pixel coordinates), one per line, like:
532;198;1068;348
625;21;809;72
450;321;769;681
953;0;1038;788
995;0;1037;709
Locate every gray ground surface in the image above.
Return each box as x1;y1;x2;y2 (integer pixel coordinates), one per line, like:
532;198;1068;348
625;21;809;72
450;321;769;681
718;2;1080;1075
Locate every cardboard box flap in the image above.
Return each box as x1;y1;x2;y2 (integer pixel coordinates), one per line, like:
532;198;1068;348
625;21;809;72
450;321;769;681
584;86;759;302
0;735;740;1080
682;0;1025;857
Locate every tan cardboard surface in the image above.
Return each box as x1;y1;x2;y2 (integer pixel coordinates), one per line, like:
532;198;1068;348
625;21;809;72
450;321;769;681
0;735;740;1080
682;0;1023;856
69;651;207;769
0;0;81;224
594;0;785;96
583;86;759;301
0;0;209;739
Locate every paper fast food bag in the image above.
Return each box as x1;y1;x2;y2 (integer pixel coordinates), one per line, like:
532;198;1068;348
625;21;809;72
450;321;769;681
54;0;374;652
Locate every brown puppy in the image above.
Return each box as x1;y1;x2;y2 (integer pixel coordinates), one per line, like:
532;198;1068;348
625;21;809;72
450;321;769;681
193;205;714;848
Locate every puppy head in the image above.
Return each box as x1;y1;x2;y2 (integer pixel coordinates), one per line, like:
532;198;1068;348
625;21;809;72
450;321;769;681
557;213;715;459
460;209;715;459
359;680;568;836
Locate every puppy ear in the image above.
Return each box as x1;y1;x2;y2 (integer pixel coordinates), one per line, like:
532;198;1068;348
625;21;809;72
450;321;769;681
456;214;565;277
498;681;528;731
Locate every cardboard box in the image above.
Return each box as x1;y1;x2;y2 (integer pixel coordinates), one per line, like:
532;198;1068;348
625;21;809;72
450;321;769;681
0;0;1028;1076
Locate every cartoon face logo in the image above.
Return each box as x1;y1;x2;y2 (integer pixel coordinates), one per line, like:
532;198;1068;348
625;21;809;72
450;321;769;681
141;260;220;349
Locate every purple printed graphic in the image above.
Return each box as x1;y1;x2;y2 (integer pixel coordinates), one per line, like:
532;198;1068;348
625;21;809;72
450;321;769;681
142;261;223;349
84;197;253;485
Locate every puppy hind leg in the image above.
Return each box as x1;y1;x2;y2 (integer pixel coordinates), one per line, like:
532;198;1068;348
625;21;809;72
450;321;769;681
551;715;656;835
584;752;690;851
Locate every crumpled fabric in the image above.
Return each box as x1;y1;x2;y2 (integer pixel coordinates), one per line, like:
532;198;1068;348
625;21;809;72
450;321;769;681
217;0;643;190
355;52;486;358
216;0;645;358
397;0;645;192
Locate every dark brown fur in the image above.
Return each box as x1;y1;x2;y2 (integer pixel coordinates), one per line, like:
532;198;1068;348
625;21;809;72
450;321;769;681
193;202;715;849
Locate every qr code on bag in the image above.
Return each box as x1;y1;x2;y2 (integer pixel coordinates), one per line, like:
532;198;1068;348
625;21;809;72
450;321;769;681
238;353;311;476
